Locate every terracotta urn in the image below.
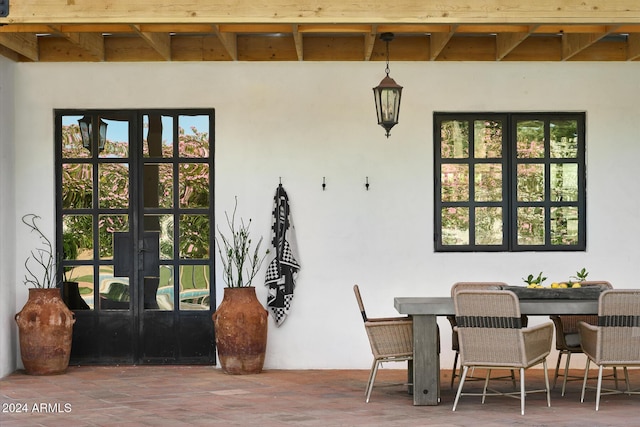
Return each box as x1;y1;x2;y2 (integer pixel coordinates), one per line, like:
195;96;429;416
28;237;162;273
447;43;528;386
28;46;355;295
212;287;268;374
15;288;75;375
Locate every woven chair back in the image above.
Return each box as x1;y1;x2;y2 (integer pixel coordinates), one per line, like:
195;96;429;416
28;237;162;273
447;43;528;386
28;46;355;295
449;283;522;354
597;289;640;362
454;290;525;366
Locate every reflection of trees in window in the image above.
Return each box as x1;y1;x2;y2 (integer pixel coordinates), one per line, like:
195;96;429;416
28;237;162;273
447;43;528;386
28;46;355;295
99;163;129;209
474;164;502;202
179;163;210;208
61;119;212;260
441;164;469;202
550;120;578;158
551;207;578;245
475;207;502;245
474;120;502;158
179;215;210;259
62;164;92;209
441;207;469;245
435;113;585;251
62;215;93;259
516;120;544;158
441;120;469;159
179;125;210;158
517;207;545;245
517;164;544;202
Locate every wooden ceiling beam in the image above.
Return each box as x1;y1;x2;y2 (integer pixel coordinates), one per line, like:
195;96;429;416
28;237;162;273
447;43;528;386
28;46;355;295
218;24;293;34
0;44;22;61
212;25;237;61
377;24;451;34
136;24;217;33
363;26;377;61
2;1;639;25
496;26;537;60
628;34;640;61
430;26;457;61
131;25;171;60
0;24;51;33
2;2;639;63
48;25;105;60
615;25;640;34
562;33;603;60
496;32;529;61
0;32;38;61
457;24;532;33
561;25;620;60
535;24;613;34
292;25;303;61
297;24;371;33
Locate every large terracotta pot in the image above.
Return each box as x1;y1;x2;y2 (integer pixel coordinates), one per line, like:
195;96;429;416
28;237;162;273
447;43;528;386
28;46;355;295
15;288;75;375
212;287;268;374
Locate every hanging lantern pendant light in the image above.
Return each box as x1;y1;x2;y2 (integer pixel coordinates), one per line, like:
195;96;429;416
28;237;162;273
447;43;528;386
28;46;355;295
373;33;403;138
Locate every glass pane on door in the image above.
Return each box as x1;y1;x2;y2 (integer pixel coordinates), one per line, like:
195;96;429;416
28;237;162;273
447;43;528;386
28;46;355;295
179;265;210;310
143;115;173;158
179;115;210;158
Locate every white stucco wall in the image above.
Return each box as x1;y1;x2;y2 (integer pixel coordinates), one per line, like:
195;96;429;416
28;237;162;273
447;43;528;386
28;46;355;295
0;55;17;378
3;60;640;374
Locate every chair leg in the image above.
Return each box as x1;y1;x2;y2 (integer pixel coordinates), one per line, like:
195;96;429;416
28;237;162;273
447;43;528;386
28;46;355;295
553;350;563;389
452;366;469;412
595;365;603;411
543;359;551;408
450;351;459;389
561;351;572;396
624;367;631;393
365;360;380;403
520;367;526;416
482;370;491;404
580;358;590;403
510;369;517;388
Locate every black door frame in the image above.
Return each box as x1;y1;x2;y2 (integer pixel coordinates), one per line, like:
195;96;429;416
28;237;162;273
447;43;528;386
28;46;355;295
55;108;216;365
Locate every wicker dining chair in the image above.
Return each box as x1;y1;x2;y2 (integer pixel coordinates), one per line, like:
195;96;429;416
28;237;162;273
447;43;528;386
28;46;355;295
353;285;413;403
452;289;553;415
578;289;640;411
549;280;616;396
446;282;528;389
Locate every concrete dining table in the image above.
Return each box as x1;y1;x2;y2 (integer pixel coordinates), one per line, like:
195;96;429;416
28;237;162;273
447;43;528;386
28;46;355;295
394;296;599;406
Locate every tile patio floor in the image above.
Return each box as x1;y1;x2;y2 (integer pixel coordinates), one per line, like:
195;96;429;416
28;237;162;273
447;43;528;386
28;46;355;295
1;365;638;426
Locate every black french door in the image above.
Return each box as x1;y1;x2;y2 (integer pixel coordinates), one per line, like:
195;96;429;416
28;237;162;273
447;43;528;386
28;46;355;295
55;109;215;364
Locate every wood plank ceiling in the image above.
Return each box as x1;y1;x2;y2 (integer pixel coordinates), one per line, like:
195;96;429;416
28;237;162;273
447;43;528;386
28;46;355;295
1;0;639;62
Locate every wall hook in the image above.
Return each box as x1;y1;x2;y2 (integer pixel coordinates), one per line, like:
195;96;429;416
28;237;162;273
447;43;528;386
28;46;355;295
365;177;370;191
322;177;326;191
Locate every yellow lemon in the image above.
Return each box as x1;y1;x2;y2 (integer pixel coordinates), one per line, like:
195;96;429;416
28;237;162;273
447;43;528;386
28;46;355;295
551;282;559;288
559;283;568;288
572;283;581;288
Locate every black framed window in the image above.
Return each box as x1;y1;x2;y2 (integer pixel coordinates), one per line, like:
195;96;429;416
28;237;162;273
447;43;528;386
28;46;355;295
435;112;586;252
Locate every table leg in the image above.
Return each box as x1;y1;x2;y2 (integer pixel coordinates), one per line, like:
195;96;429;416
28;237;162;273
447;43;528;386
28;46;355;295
407;359;413;395
412;314;440;405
